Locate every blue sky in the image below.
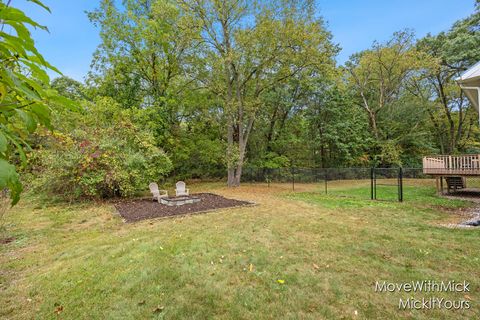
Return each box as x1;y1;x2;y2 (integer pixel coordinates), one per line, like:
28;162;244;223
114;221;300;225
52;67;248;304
17;0;476;82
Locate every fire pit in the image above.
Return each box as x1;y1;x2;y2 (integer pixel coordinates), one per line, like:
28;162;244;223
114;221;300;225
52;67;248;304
159;196;201;206
115;193;254;222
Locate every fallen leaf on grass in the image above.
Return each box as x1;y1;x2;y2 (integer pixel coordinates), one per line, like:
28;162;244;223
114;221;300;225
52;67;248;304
249;264;254;272
312;263;320;270
153;305;164;313
54;305;63;315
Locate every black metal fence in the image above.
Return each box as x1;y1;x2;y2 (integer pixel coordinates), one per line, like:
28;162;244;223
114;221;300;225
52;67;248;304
242;167;427;182
242;167;429;202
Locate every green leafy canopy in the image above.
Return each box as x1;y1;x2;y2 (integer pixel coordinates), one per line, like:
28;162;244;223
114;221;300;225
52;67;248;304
0;0;75;205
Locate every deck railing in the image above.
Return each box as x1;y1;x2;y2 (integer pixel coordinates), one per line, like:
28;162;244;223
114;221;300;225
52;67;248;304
423;154;480;175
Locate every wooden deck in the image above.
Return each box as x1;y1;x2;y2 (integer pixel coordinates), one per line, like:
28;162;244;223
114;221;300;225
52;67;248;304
423;154;480;176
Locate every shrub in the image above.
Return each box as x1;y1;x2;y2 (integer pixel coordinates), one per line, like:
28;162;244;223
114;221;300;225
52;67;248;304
29;97;172;200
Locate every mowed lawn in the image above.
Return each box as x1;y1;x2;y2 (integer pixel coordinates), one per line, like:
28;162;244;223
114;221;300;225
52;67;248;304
1;181;479;319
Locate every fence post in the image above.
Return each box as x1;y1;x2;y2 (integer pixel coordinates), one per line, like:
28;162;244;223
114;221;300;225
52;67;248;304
324;168;328;194
266;168;270;187
398;167;403;202
291;166;295;191
370;168;373;200
370;167;376;200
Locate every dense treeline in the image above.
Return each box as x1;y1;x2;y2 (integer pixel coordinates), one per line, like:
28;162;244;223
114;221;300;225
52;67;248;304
2;0;480;201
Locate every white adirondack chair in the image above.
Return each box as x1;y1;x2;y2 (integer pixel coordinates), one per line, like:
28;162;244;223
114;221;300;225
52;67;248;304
149;182;168;201
175;181;189;196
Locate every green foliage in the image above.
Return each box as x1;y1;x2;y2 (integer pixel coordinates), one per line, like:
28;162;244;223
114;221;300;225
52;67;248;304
87;0;198;111
438;3;480;67
376;95;436;167
178;0;338;185
170;129;225;179
78;0;480;180
346;31;428;138
29;97;172;200
0;1;75;205
259;153;291;169
9;0;478;199
305;84;372;167
51;76;88;101
414;3;480;154
344;16;478;166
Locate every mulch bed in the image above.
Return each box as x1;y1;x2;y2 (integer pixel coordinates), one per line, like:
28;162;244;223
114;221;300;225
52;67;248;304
114;193;254;223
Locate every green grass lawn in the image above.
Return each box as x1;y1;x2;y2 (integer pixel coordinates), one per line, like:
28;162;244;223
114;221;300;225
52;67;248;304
1;181;479;319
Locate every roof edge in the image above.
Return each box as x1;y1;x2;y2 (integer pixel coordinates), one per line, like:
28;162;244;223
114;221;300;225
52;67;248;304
456;60;480;83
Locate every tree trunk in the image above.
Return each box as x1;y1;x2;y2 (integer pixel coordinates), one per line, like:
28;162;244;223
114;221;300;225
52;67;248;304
227;167;236;186
265;106;279;152
227;123;236;187
221;18;236;187
228;134;247;187
436;75;456;153
233;163;243;186
368;110;379;139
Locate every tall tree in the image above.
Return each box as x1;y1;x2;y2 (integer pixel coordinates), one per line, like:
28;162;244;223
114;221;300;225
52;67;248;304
88;0;201;142
414;3;480;154
345;31;425;141
182;0;337;186
305;84;371;167
344;31;432;165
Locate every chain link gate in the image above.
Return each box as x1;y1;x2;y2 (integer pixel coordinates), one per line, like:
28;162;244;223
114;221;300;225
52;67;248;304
370;167;403;202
